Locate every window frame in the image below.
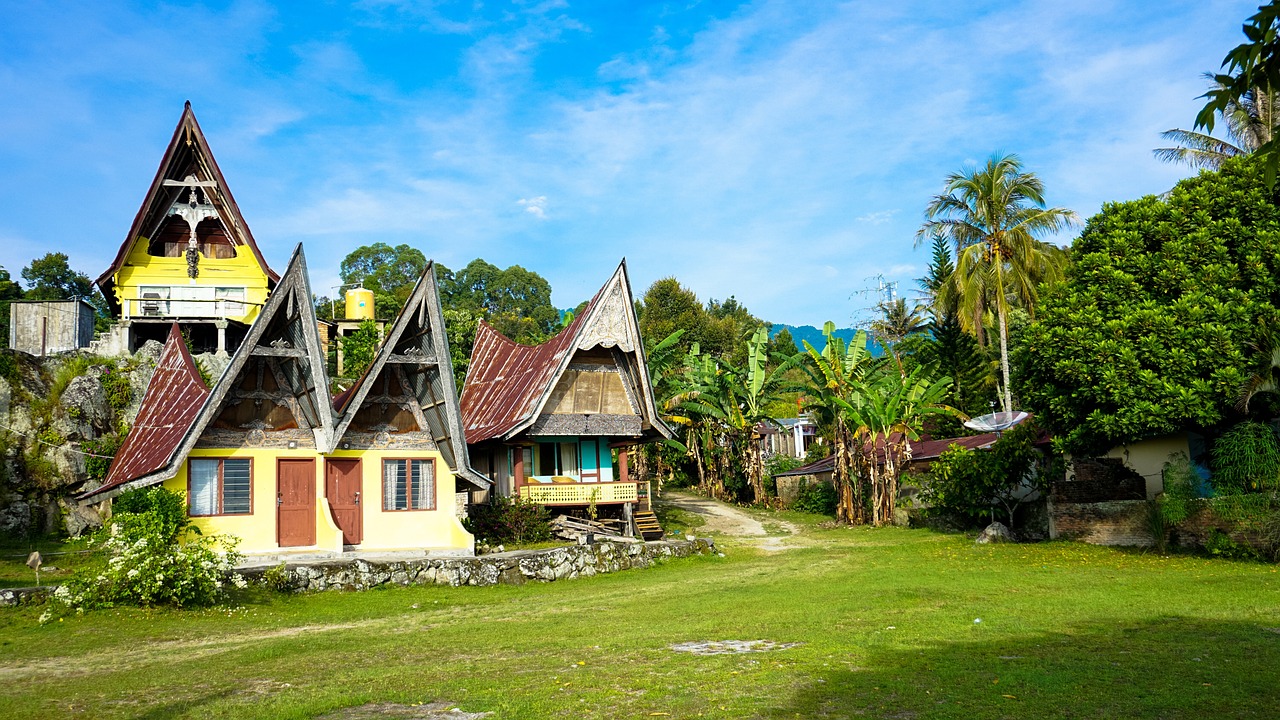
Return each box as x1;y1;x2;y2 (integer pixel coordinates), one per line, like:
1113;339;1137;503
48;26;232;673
381;458;437;512
187;457;254;517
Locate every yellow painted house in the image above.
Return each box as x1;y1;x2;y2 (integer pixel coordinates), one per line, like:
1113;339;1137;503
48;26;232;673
82;246;488;558
95;102;278;355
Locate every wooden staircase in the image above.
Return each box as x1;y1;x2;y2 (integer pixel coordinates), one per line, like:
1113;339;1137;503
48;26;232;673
634;511;664;541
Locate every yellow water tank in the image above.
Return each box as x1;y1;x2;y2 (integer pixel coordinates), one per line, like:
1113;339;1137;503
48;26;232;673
345;288;375;320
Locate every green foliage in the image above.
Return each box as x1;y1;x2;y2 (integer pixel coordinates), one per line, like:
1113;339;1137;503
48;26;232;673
0;267;24;349
804;441;830;463
438;259;559;343
339;242;428;318
1159;453;1202;527
0;350;18;383
1197;2;1280;185
262;563;294;593
919;422;1050;529
791;479;837;516
1019;156;1280;455
81;434;123;481
462;496;552;545
637;277;758;362
54;487;242;610
100;367;133;410
442;307;479;391
339;319;381;379
21;252;94;301
1211;421;1280;493
1204;528;1263;561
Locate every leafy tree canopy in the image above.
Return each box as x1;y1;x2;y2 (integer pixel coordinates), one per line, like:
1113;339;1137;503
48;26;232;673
22;253;93;301
1018;156;1280;455
338;243;427;317
438;259;559;344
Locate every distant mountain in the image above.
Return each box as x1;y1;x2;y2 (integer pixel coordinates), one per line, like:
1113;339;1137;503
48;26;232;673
770;324;880;355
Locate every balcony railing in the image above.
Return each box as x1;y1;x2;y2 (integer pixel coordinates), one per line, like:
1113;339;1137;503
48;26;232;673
123;296;259;320
519;481;638;506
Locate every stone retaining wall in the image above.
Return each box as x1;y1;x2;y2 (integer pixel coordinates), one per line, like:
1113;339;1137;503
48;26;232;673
240;538;718;593
0;586;50;607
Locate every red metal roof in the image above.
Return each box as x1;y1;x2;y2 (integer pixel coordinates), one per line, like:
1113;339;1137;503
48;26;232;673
85;324;210;498
96;102;278;312
460;311;590;445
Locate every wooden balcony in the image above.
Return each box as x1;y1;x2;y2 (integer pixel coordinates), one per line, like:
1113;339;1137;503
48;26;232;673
519;481;638;506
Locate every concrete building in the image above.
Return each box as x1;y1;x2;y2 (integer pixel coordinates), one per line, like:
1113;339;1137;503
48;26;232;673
9;299;96;356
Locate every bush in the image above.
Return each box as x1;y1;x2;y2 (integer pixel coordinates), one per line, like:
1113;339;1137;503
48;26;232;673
792;479;836;516
53;487;243;610
81;434;123;482
1211;421;1280;493
918;422;1050;529
100;368;133;410
463;495;552;545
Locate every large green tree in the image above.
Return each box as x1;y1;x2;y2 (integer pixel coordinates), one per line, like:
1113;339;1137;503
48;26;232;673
919;153;1077;414
0;267;25;347
438;259;559;344
338;243;427;317
22;253;93;301
1018;156;1280;455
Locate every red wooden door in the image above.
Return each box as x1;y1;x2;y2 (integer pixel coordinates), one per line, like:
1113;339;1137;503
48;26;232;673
325;458;363;546
277;459;316;547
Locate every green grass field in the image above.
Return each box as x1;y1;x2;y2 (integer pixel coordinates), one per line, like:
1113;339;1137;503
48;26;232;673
1;515;1277;719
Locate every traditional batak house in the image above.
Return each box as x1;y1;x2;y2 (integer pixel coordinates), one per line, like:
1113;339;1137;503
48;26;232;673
95;103;278;356
81;246;486;558
460;261;672;539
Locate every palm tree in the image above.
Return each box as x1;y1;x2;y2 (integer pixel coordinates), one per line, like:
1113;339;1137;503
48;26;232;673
1156;73;1278;170
918;153;1077;414
1239;327;1280;411
870;297;927;374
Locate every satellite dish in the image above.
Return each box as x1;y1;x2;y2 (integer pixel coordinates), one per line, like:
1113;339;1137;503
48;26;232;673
964;410;1029;433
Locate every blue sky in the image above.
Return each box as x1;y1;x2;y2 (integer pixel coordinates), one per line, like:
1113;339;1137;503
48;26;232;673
0;0;1260;326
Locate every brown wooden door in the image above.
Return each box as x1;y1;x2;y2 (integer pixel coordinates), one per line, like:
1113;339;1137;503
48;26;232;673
325;458;362;546
277;459;316;548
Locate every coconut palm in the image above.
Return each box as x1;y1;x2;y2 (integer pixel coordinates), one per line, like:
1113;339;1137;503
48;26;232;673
1239;327;1280;411
1157;74;1279;170
918;153;1077;414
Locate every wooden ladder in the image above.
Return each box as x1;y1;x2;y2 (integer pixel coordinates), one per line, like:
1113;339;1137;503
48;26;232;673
634;510;664;541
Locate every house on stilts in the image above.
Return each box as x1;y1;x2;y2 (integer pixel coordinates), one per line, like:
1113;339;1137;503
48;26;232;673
80;246;487;558
95;102;278;356
459;261;673;539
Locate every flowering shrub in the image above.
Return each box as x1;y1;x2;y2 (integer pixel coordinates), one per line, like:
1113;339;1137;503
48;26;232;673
54;487;244;610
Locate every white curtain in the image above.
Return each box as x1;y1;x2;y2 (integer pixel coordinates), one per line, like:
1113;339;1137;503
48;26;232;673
384;460;407;510
412;460;435;510
189;459;218;515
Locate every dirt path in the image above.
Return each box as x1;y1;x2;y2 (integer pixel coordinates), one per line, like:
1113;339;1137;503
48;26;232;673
660;491;800;552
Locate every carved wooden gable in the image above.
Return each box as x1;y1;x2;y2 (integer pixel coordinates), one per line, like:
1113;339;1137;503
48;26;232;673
198;246;332;449
334;263;488;488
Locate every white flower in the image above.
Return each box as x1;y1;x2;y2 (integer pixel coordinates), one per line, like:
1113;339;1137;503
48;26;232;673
37;610;52;625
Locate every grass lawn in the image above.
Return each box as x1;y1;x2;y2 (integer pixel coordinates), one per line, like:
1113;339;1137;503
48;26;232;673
1;520;1278;719
0;537;92;589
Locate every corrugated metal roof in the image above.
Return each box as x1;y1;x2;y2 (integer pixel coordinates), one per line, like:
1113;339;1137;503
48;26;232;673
87;324;209;497
460;311;590;445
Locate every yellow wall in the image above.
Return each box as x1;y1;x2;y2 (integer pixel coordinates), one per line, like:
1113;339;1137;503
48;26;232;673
162;446;473;556
1101;432;1190;499
112;238;270;325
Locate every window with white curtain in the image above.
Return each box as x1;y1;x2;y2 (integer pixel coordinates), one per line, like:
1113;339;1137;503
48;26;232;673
188;458;251;516
382;459;436;511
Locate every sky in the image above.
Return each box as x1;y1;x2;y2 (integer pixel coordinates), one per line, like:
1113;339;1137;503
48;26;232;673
0;0;1263;327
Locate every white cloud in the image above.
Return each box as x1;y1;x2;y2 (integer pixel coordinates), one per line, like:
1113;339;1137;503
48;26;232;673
518;196;548;220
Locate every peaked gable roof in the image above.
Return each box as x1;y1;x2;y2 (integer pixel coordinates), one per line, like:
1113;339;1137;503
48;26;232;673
333;263;489;490
197;243;334;449
96;102;278;311
460;260;672;444
81;324;210;501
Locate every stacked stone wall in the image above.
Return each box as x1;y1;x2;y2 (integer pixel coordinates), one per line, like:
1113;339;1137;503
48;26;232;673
240;538;716;592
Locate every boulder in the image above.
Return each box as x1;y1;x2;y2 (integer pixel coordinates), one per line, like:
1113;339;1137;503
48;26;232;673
975;522;1014;544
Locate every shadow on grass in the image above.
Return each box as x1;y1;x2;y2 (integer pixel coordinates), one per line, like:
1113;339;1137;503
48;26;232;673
771;617;1280;719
